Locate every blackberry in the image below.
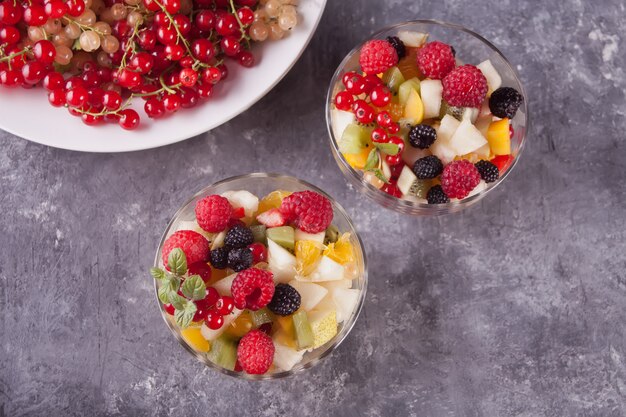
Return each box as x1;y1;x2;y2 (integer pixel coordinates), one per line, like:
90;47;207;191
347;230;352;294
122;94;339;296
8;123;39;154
267;284;301;316
413;155;443;179
227;247;253;272
475;160;500;183
224;224;254;249
489;87;523;119
386;36;406;59
408;124;437;149
427;185;450;204
209;247;229;269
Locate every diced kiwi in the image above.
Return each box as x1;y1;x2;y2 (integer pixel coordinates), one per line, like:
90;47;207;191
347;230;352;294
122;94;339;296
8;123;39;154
250;307;273;327
206;335;237;371
382;67;405;93
439;100;463;120
293;310;314;350
409;179;431;198
398;78;421;105
338;123;372;155
324;224;340;245
250;224;267;243
266;226;295;251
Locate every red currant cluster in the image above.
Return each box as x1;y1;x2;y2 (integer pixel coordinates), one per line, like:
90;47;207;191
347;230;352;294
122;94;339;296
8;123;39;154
334;71;406;189
164;285;236;330
0;0;296;130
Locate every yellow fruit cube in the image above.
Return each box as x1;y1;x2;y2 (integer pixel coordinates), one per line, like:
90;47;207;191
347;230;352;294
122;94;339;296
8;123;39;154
404;88;424;124
343;146;372;170
181;327;210;353
486;118;511;155
309;310;338;349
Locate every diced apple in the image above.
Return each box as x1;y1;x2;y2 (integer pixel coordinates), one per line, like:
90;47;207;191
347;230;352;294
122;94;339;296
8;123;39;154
381;158;391;180
475;115;492;137
403;88;424;124
267;238;296;283
397;30;428;47
436;115;461;145
213;273;237;295
309;256;345;282
201;308;243;341
468;180;487;197
294;229;325;245
331;109;356;139
486;118;511;155
331;288;360;323
273;342;305;372
319;279;352;292
288;280;328;311
475;143;491;159
221;190;258;218
462;107;480;123
396;165;417;196
448;118;488;156
477;59;502;95
420;79;443;119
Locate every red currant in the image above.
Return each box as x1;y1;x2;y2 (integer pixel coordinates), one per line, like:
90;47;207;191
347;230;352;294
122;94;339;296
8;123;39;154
344;72;366;95
116;68;142;89
195;10;215;31
218;64;228;80
362;74;383;94
0;69;22;87
118;109;140;130
248;242;267;263
237;6;254;25
48;88;66;106
156;25;177;45
23;5;48;26
387;122;400;134
215;296;235;315
178;68;198;87
191;38;214;62
66;86;88;107
192;306;209;322
215;13;239;36
388;135;405;154
509;124;515;138
179;86;199;108
197;82;213;98
0;26;20;44
44;1;68;18
376;111;392;128
385;153;402;167
371;128;388;143
102;91;122;110
370;85;392;107
161;0;181;14
173;14;191;35
21;62;46;85
163;93;181;112
87;87;105;107
164;303;176;315
43;72;64;91
334;91;353;111
82;71;101;88
142;0;161;12
382;181;402;197
221;36;241;56
0;2;22;25
138;29;157;50
144;97;165;118
205;310;224;330
201;66;221;84
389;162;405;180
81;112;103;126
66;0;85;17
353;99;375;124
164;43;185;61
236;50;254;67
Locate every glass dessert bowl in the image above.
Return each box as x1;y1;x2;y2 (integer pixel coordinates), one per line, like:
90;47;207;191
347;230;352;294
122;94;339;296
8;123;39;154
326;20;528;215
151;173;367;379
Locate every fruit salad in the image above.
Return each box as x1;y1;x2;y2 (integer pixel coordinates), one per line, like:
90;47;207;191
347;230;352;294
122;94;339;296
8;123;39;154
150;188;363;376
0;0;299;129
330;30;524;204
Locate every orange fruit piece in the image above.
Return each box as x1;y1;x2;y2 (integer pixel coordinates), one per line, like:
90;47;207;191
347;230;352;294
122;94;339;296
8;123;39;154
257;190;292;214
343;146;372;170
324;233;354;265
295;240;324;276
397;47;423;80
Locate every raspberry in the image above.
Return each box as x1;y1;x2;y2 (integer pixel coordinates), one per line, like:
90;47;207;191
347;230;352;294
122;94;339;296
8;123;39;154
442;65;488;108
227;247;253;272
359;39;398;75
417;41;456;80
475;160;500;183
209;247;229;269
426;185;449;204
161;230;210;268
231;268;274;311
412;155;443;179
489;87;524;119
279;191;333;233
408;124;437;149
440;160;481;199
237;330;274;374
195;195;233;233
224;224;254;249
267;284;301;316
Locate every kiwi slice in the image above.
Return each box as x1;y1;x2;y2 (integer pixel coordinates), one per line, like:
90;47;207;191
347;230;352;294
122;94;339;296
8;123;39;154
338;123;372;155
250;224;267;243
324;224;340;245
207;335;237;371
382;67;405;93
250;308;273;327
266;226;295;251
293;310;314;350
398;78;421;106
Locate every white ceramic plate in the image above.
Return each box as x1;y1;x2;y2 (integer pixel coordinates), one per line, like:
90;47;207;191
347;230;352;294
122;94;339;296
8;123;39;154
0;0;326;153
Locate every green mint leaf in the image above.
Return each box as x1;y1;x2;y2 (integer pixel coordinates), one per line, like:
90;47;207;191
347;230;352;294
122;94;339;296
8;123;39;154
168;292;187;310
150;267;166;281
158;285;170;304
372;169;391;184
363;148;379;171
181;275;206;301
167;248;187;276
167;275;181;293
375;142;400;156
174;302;197;328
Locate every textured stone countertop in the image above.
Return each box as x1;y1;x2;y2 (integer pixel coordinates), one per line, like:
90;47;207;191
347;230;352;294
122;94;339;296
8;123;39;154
1;0;625;416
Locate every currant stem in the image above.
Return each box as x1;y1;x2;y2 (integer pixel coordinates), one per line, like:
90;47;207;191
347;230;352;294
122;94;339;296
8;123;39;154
153;0;193;57
229;0;251;43
117;21;141;74
63;16;106;36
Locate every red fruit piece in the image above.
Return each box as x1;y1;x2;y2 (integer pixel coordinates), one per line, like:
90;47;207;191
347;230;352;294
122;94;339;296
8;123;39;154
440;160;481;199
442;65;488;108
195;194;233;233
417;41;456;80
248;242;267;263
256;208;286;228
161;230;210;269
279;191;333;233
382;182;402;197
188;261;212;282
230;268;274;311
215;296;234;315
359;39;398;75
237;330;274;375
491;154;514;173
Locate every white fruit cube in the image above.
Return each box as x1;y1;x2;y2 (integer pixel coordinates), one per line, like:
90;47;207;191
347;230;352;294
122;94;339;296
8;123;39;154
397;30;428;47
319;279;353;292
309;256;345;282
331;109;356;139
448;118;488;156
267;239;296;283
331;288;360;323
289;280;328;311
468;180;487;198
294;229;325;245
397;165;417;196
220;190;259;218
201;308;243;341
213;273;237;296
477;59;502;94
420;79;443;119
210;230;226;250
436;114;461;145
272;342;305;371
462;107;480;124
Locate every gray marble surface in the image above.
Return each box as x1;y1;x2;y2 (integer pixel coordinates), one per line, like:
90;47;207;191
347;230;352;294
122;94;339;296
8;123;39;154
1;0;626;415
